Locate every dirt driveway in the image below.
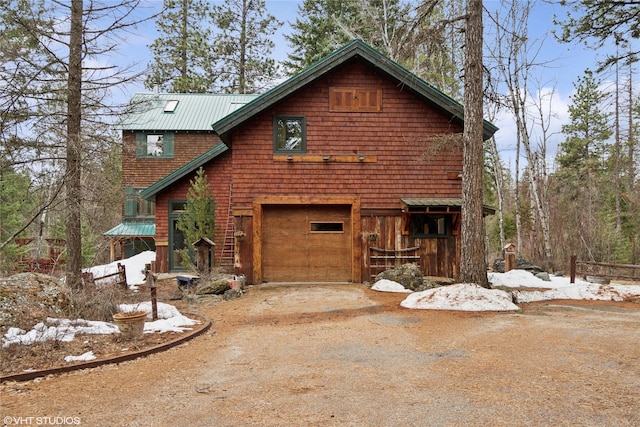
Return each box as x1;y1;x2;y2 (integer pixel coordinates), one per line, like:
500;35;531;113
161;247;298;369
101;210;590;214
2;283;639;426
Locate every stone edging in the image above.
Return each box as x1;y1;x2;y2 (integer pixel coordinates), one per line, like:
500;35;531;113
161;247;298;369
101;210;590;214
0;313;211;383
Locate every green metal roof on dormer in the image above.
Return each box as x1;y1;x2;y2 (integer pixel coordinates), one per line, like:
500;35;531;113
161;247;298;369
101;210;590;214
116;93;259;131
212;39;498;141
139;143;229;200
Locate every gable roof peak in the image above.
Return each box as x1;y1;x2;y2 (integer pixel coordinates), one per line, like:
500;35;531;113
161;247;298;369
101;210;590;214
212;39;498;141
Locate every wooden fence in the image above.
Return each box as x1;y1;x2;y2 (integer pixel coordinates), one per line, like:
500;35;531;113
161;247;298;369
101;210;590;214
82;263;127;288
368;246;420;281
570;255;640;284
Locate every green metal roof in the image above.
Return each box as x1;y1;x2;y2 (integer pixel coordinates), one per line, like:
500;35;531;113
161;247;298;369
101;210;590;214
139;143;229;200
104;221;155;237
212;39;498;141
116;93;259;131
401;198;496;216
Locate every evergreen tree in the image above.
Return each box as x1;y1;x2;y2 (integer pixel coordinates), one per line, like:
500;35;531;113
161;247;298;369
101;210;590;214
176;168;216;266
553;69;613;261
146;0;219;93
557;70;612;179
557;0;639;69
212;0;282;93
460;0;489;287
0;167;34;273
1;0;151;287
284;0;460;97
284;0;367;72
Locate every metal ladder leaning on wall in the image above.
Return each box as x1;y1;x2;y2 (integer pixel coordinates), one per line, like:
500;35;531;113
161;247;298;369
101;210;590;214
220;183;235;269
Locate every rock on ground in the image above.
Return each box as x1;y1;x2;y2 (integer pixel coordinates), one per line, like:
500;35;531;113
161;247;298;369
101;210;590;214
374;263;423;291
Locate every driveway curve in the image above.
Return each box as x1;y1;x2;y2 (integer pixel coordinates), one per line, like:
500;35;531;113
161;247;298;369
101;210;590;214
2;284;639;426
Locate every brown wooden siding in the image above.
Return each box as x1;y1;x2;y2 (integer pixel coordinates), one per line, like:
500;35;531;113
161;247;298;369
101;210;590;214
122;131;220;188
228;59;463;212
144;59;465;278
153;151;233;272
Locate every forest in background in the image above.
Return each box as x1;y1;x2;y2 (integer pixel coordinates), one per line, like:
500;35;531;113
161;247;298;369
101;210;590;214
1;0;638;279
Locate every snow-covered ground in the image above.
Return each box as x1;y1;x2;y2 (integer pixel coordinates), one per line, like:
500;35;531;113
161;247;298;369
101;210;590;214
2;302;198;349
372;269;640;311
2;252;200;362
83;250;156;288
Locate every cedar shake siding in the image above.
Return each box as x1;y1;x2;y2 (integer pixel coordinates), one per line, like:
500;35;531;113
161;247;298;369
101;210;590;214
122;131;220;188
153;152;233;273
228;59;463;211
118;41;497;281
225;59;467;283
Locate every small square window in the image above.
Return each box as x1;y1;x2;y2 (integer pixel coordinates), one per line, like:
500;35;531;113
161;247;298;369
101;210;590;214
410;214;448;237
124;187;155;218
146;134;164;156
274;116;306;152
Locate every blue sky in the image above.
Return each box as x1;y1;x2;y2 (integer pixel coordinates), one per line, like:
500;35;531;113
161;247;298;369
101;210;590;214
115;0;636;167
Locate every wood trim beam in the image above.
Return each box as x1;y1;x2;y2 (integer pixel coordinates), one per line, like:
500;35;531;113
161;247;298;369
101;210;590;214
232;207;253;217
273;154;377;163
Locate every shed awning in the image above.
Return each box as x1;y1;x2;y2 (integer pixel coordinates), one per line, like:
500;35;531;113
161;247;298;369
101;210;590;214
400;198;496;216
104;221;156;237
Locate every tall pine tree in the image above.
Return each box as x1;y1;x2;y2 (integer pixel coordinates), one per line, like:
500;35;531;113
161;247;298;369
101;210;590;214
212;0;282;94
146;0;219;93
284;0;460;97
553;69;613;261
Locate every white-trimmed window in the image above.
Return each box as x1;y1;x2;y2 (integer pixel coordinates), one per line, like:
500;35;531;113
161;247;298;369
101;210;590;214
135;132;174;158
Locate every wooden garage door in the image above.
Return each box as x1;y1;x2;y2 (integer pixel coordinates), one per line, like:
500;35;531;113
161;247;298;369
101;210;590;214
262;205;351;282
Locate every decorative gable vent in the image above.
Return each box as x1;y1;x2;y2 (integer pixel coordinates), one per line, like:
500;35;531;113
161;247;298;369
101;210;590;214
329;87;382;112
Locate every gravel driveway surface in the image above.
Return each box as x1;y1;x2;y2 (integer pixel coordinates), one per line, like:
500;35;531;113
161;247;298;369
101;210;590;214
2;283;639;426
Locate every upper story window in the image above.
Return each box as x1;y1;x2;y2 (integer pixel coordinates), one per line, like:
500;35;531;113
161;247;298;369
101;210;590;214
135;132;174;158
125;187;155;219
274;116;306;153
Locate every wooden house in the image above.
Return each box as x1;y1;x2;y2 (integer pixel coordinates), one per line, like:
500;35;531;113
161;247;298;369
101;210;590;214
111;40;497;283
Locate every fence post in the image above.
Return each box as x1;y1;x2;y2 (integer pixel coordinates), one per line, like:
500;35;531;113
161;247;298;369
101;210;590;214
145;263;158;321
570;255;577;284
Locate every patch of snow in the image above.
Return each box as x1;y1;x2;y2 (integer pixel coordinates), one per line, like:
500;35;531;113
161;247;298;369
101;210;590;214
488;269;557;288
118;301;199;333
2;302;197;347
64;351;96;363
83;251;156;287
2;319;119;347
371;279;412;293
401;283;519;311
512;283;640;303
391;269;640;311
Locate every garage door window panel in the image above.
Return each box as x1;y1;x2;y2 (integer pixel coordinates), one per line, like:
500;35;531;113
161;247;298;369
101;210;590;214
310;222;344;233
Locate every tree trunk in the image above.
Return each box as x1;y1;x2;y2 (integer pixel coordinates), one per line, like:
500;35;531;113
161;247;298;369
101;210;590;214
488;137;505;251
238;0;247;93
460;0;488;287
66;0;83;289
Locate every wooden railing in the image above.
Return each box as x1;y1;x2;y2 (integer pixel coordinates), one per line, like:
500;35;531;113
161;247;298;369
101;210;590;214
82;263;127;288
369;246;420;280
570;255;640;283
